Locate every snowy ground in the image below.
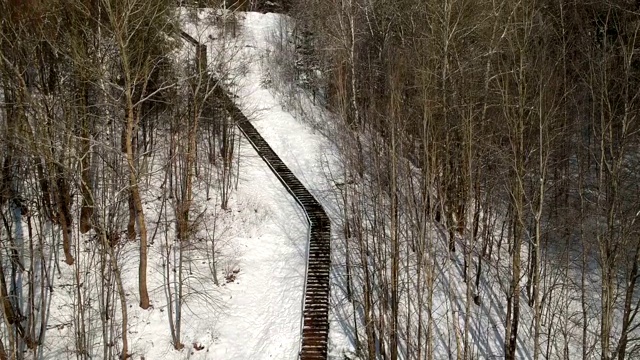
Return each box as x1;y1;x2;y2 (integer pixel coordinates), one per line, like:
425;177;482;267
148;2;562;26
149;9;343;360
207;141;308;359
20;8;578;360
182;10;352;358
177;9;639;360
222;13;352;358
31;9;338;360
8;8;542;360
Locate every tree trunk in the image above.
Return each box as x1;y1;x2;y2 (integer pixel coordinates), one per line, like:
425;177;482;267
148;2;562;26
55;166;74;265
125;101;150;310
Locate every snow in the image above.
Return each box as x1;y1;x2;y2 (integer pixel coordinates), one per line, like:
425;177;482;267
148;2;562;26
222;13;351;358
2;8;541;359
6;7;590;360
222;11;539;359
153;9;640;360
18;9;329;360
207;147;307;359
180;10;349;359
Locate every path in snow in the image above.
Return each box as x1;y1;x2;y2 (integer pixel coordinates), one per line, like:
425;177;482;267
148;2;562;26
229;12;350;358
209;141;307;359
183;10;348;359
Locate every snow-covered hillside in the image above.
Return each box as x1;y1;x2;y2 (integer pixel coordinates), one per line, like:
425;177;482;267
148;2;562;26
40;9;345;360
36;9;526;360
8;7;633;360
181;10;348;358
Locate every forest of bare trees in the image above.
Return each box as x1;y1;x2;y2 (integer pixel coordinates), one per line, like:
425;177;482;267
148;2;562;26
268;0;640;359
2;0;639;359
0;1;245;358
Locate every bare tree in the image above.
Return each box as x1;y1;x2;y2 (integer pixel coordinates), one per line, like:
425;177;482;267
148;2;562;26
101;0;176;310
